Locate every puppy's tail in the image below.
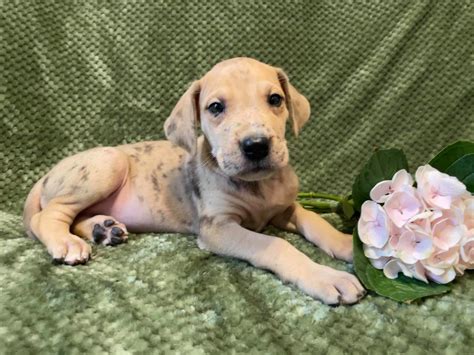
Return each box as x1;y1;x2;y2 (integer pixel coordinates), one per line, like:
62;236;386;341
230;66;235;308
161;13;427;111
22;177;44;239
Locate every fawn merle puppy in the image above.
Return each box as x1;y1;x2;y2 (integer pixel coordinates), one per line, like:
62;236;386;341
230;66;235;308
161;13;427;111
23;58;365;305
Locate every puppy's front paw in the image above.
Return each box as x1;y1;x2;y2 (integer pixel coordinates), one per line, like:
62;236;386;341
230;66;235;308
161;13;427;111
298;265;366;305
48;235;91;265
92;219;128;246
319;233;353;262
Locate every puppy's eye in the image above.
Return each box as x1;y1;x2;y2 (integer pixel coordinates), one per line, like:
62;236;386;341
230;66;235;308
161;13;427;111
268;93;283;107
208;102;225;116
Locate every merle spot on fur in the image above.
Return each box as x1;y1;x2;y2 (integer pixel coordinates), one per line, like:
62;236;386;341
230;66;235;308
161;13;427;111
199;215;215;227
151;172;160;193
187;160;201;199
144;144;153;154
57;176;65;188
162;173;168;178
167;121;177;135
42;176;49;188
80;169;90;182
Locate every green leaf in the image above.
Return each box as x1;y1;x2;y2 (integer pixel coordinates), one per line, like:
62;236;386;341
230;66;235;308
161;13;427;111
353;229;451;303
445;154;474;193
352;149;409;212
429;141;474;172
462;174;474;193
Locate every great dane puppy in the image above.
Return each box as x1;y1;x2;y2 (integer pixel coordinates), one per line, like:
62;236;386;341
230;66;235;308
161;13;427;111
23;57;365;305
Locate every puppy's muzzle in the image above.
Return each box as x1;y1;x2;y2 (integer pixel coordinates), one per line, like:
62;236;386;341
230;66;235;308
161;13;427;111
240;136;270;161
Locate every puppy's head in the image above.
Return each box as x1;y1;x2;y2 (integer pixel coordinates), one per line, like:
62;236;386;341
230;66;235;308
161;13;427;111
164;57;310;181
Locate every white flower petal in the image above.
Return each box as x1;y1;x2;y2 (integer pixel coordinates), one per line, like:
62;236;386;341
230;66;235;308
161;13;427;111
364;244;393;259
383;259;412;279
438;176;467;198
411;262;428;283
426;268;456;284
369;256;391;269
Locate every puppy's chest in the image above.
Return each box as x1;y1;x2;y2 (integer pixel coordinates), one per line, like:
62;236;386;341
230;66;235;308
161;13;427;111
213;170;298;231
245;180;297;230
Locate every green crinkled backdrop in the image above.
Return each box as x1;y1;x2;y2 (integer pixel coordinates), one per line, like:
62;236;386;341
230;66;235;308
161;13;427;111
1;0;474;354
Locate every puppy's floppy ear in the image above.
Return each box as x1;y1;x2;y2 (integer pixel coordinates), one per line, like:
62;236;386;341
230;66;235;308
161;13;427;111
164;80;201;154
276;69;311;136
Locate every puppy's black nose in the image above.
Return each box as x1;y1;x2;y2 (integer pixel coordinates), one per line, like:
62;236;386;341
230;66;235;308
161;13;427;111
241;136;270;161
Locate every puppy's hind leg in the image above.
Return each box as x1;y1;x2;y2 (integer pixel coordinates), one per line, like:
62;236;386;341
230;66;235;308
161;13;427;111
27;147;130;265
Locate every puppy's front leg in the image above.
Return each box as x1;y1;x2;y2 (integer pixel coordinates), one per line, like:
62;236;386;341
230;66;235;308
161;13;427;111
272;203;353;262
198;217;364;305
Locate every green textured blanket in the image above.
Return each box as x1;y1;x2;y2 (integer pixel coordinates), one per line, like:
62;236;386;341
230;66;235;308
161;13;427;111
1;1;473;353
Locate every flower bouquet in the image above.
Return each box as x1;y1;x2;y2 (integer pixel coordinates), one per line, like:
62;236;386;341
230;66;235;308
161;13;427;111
298;141;474;302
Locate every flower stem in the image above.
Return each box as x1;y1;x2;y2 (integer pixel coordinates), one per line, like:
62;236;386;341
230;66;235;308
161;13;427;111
297;192;344;202
298;200;338;213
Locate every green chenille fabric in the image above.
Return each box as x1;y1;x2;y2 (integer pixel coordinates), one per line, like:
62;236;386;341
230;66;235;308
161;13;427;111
1;1;473;353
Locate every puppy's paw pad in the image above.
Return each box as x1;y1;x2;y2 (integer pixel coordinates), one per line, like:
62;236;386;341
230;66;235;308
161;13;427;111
93;219;128;246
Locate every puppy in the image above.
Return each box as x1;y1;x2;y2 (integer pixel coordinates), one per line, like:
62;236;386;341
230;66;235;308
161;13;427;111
23;57;365;305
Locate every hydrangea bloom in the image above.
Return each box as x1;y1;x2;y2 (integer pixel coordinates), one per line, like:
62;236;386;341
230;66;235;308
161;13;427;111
358;164;474;284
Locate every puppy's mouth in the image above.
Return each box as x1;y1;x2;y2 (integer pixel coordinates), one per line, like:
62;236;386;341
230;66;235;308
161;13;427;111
200;137;287;181
239;160;273;173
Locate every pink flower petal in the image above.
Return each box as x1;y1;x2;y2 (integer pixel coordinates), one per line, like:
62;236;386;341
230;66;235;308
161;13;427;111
358;201;389;248
413;235;433;260
465;198;474;229
430;195;453;210
396;230;418;264
369;169;414;203
423;247;460;269
392;169;414;190
360;200;379;222
370;180;393;203
432;218;464;251
384;191;422;228
416;164;467;210
459;233;474;266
